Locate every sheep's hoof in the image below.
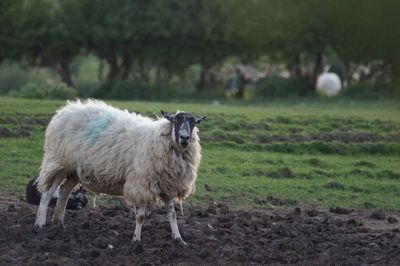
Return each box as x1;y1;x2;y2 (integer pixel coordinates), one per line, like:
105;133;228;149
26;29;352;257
51;219;65;229
34;221;44;228
46;224;65;239
132;236;141;243
173;238;188;248
49;222;65;231
34;217;47;228
131;241;144;254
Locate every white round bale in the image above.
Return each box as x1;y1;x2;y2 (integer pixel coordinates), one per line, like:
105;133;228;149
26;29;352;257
316;72;342;97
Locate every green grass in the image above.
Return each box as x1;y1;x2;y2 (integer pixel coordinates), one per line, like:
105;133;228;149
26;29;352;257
0;97;400;211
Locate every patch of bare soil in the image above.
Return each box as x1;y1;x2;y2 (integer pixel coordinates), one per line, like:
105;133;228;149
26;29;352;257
0;193;399;265
256;132;400;144
0;125;30;138
0;115;49;126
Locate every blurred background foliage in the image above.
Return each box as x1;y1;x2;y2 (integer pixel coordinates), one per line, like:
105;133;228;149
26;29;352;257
0;0;399;100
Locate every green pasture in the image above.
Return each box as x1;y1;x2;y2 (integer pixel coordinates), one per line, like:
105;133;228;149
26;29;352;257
0;97;399;211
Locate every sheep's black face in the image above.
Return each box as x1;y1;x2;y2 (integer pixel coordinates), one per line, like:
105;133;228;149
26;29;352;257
161;110;206;148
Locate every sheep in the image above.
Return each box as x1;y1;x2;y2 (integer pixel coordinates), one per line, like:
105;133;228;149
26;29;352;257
316;72;342;97
26;177;88;209
34;99;206;246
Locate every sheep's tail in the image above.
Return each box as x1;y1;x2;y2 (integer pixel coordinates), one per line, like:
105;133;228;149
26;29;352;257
36;155;66;193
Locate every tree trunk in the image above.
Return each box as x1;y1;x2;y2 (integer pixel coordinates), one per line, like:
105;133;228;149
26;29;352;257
312;52;323;85
106;57;120;83
163;65;172;82
290;55;302;78
235;68;246;99
197;63;211;92
197;69;206;91
137;61;150;83
388;58;400;81
121;56;132;80
98;60;105;83
155;65;162;88
57;59;75;88
344;61;352;87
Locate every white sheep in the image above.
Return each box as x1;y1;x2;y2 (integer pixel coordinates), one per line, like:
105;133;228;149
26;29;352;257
34;100;206;246
316;72;342;97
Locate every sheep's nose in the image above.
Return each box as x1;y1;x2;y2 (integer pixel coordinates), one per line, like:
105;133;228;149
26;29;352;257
180;135;190;141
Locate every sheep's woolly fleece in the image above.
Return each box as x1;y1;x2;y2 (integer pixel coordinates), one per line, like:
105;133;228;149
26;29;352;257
316;72;342;97
37;99;202;205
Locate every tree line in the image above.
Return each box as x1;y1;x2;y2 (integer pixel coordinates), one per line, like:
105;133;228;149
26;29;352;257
1;0;399;95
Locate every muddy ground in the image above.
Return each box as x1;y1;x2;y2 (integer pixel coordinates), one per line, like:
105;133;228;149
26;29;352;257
1;193;400;266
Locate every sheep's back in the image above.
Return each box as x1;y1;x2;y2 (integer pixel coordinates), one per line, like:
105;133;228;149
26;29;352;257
43;100;156;194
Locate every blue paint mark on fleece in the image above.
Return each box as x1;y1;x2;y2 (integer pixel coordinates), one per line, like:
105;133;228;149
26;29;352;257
85;112;114;145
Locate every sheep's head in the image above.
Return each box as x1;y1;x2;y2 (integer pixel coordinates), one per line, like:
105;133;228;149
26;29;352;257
161;110;206;149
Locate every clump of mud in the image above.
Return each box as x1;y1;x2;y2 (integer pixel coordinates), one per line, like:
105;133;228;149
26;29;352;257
255;132;400;144
1;194;400;265
0;125;30;138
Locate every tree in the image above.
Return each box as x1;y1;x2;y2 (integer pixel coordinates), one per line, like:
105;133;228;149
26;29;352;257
0;0;23;64
12;0;81;87
331;0;400;81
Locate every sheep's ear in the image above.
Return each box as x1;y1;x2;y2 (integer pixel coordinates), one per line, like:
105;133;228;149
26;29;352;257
161;110;176;123
194;115;206;125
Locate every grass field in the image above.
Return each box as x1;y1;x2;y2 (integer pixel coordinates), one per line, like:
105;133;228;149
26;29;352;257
0;96;399;211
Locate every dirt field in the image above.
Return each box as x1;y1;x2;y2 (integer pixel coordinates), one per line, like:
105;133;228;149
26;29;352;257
1;193;399;266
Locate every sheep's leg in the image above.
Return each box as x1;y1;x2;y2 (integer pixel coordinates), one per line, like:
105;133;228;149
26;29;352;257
132;204;146;242
166;200;188;247
52;175;78;226
179;201;184;216
35;178;63;228
92;194;97;208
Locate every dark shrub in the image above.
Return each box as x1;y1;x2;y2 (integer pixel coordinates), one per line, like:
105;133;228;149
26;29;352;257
91;80;181;100
255;76;312;97
341;81;400;99
9;82;77;100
